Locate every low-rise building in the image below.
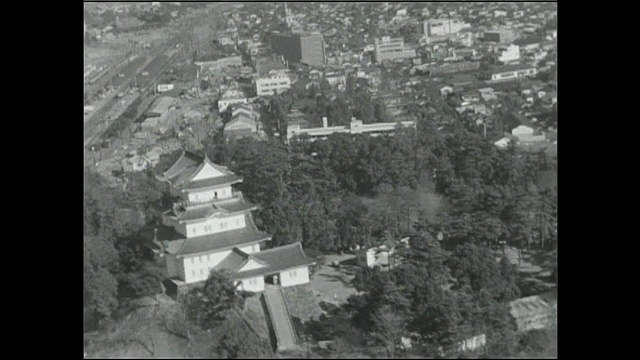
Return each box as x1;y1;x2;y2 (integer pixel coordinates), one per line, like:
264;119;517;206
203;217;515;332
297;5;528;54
498;44;521;64
254;75;291;96
512;125;546;143
218;89;248;112
487;64;538;82
287;117;416;142
224;112;260;140
509;289;557;332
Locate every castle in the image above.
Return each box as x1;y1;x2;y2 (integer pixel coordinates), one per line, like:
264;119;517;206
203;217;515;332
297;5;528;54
148;150;314;293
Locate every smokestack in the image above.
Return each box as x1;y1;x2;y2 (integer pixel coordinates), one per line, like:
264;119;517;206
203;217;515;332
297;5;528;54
322;117;328;128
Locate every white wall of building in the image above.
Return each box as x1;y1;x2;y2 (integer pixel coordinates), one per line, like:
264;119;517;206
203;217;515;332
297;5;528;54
185;213;246;238
498;45;520;63
238;243;261;254
218;98;248;112
191;162;226;181
238;258;267;272
279;266;310;287
255;76;291;96
186;185;233;204
182;250;233;283
235;276;265;292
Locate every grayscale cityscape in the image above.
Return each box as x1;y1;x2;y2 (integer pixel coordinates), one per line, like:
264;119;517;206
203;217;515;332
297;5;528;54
84;2;557;358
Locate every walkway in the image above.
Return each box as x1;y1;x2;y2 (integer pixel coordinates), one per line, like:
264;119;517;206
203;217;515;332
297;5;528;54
263;286;297;352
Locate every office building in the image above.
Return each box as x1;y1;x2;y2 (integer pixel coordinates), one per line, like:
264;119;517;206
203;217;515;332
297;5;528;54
373;36;416;63
270;32;326;67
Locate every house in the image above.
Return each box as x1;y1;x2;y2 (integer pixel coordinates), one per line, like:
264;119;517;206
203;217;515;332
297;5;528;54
541;91;557;105
494;137;513;149
231;103;260;120
355;238;410;268
478;87;497;101
509;289;557;332
440;85;454;96
146;97;176;118
224;113;259;140
512;125;546;143
150;151;315;294
461;91;481;103
218;89;248;112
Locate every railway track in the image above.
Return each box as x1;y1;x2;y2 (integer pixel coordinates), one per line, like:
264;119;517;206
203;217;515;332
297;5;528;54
84;2;233;151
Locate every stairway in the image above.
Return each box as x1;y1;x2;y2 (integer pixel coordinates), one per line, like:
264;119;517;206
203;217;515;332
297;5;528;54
262;286;297;352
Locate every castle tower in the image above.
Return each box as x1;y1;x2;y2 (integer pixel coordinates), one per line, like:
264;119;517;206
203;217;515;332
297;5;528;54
149;150;315;293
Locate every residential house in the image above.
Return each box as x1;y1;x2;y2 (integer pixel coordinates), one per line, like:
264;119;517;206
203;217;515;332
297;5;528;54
509;289;557;332
478;87;497;101
512;125;546;143
494;137;513;149
356;238;410;268
440;85;454;96
218;89;248;112
224;113;260;141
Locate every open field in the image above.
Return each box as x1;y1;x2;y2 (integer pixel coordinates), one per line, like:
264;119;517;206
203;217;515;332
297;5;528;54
309;254;360;306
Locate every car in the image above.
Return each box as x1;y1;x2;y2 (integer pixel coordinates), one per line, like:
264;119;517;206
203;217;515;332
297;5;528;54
141;72;149;76
118;73;125;78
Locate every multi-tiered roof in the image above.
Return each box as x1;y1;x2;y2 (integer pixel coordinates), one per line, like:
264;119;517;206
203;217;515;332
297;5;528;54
156;151;242;191
147;150;314;282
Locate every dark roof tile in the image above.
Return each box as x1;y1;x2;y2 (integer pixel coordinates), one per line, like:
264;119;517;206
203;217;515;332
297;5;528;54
235;242;315;279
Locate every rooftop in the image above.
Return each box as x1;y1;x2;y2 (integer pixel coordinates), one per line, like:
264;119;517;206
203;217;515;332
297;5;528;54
509;289;557;319
157;150;240;189
235;242;316;279
175;227;270;256
488;63;537;75
165;197;257;222
214;247;252;273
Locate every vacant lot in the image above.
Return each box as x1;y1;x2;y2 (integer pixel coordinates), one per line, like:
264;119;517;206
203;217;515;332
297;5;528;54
309;254;360;305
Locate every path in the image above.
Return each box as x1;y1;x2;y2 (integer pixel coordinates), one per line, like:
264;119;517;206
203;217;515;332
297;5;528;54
263;286;298;352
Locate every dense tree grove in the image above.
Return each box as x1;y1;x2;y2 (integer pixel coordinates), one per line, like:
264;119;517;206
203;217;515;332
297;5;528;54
84;168;167;329
195;112;557;255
